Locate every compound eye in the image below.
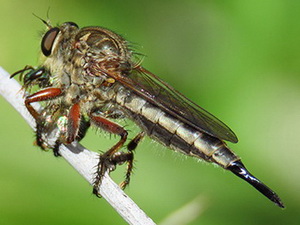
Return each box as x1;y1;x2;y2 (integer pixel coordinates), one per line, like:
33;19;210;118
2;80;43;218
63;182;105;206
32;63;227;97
65;22;79;28
41;27;60;56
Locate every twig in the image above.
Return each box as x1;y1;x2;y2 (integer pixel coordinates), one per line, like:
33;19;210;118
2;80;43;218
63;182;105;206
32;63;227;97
0;66;155;225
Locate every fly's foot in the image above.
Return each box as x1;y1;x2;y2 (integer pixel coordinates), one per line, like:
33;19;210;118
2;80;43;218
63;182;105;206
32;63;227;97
112;152;134;190
92;132;144;195
35;123;62;157
35;121;49;149
93;153;117;197
53;140;61;157
92;187;101;198
118;132;145;189
92;151;134;196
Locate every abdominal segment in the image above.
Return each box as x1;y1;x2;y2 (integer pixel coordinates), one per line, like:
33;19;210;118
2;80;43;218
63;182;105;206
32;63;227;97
113;86;239;168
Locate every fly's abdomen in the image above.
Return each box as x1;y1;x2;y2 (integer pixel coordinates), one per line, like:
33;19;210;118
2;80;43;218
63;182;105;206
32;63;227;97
192;134;239;168
113;86;285;208
114;86;239;168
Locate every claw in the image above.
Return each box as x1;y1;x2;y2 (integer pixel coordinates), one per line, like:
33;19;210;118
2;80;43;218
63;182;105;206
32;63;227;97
92;187;102;198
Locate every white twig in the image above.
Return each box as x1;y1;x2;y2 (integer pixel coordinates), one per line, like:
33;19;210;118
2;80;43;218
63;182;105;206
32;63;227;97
0;66;155;225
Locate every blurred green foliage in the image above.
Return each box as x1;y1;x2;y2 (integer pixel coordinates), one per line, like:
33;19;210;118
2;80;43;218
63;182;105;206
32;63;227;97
0;0;299;224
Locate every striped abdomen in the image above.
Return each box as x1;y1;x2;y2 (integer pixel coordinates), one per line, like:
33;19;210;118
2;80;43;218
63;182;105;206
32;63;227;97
112;86;240;168
104;85;284;208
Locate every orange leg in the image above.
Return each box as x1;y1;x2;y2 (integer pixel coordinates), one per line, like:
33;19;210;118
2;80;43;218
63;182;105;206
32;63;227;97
25;88;62;152
55;103;86;156
25;88;62;119
66;103;81;144
90;114;128;195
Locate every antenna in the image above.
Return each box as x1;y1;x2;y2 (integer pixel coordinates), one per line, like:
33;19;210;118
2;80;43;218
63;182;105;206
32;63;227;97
32;12;52;29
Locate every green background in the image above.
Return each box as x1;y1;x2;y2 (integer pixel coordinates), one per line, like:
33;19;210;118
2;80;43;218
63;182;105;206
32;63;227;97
0;0;299;224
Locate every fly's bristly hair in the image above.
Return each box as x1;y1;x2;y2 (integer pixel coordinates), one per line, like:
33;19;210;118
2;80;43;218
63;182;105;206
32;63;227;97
126;42;146;68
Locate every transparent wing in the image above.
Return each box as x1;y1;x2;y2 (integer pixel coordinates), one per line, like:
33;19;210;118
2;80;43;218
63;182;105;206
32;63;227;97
110;66;238;143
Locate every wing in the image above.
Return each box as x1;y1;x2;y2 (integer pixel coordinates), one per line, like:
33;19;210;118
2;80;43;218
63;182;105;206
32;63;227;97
109;66;238;143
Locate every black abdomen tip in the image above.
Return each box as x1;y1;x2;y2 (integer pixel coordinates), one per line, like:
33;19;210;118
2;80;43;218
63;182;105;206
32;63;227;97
227;161;285;208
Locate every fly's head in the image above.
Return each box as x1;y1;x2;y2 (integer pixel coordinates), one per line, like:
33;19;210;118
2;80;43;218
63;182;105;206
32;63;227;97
41;22;134;89
13;22;136;93
41;22;80;88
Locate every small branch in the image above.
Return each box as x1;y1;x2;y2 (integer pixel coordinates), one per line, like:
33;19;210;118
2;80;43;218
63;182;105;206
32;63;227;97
0;66;155;225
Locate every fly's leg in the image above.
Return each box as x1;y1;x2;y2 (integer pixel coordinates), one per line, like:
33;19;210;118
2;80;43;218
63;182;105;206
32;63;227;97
36;115;62;156
110;152;134;188
25;88;62;151
119;132;145;189
10;65;34;79
55;102;89;156
90;114;128;196
66;103;81;144
92;131;145;193
76;117;91;142
25;88;62;120
53;140;62;157
44;102;89;157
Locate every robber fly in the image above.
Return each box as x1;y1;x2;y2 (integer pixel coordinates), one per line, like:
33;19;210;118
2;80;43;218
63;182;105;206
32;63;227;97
11;20;284;208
